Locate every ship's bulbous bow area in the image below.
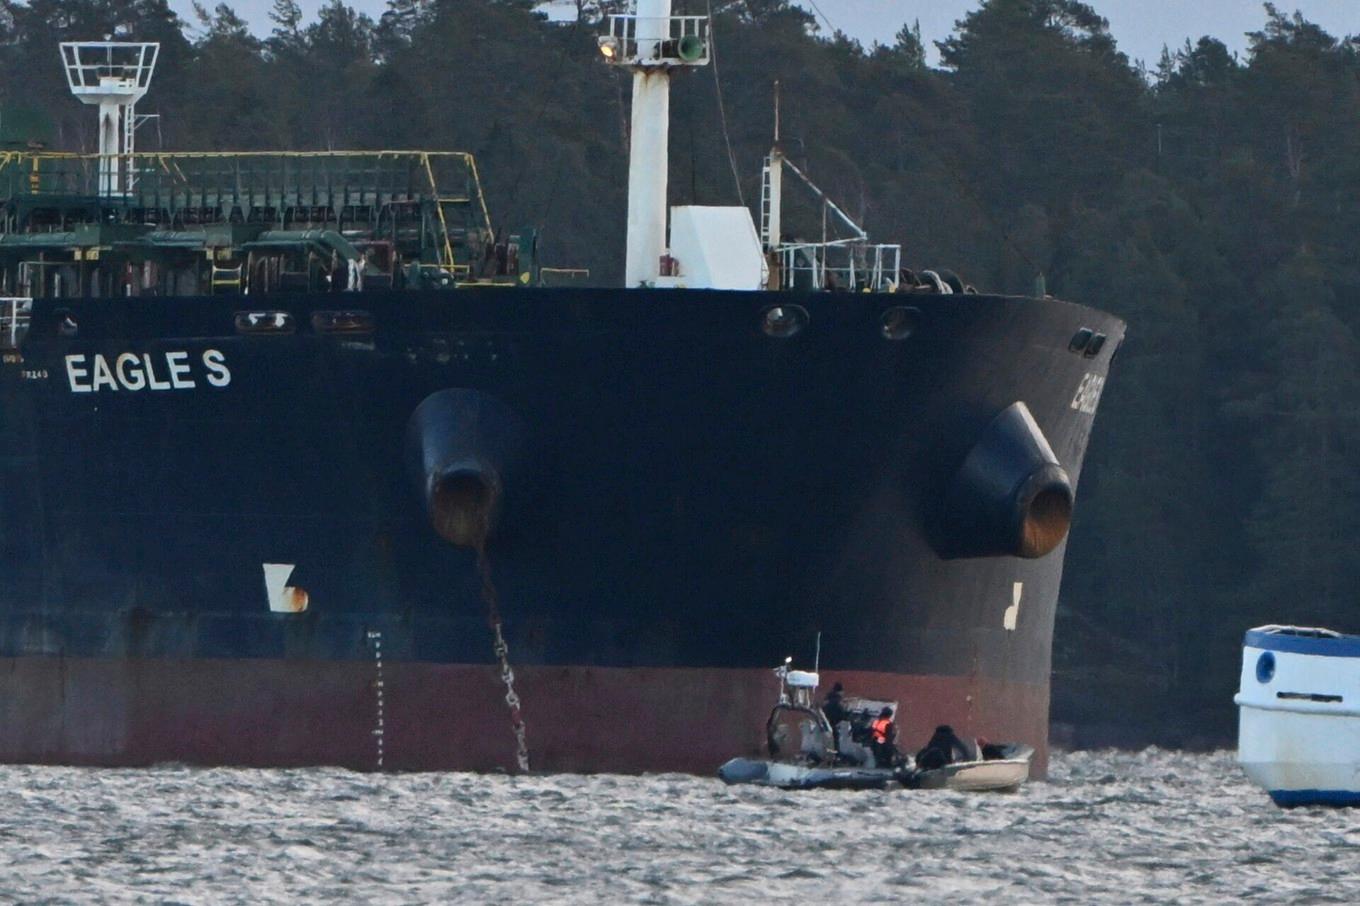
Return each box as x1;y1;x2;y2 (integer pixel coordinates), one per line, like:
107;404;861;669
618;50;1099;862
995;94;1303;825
935;401;1073;560
405;389;525;547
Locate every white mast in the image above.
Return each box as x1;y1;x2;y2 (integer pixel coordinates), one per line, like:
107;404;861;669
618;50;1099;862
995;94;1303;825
60;42;159;196
764;82;783;252
600;4;710;287
626;0;671;288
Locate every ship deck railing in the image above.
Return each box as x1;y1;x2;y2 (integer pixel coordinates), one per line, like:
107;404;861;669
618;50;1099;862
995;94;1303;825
0;296;31;350
776;241;901;292
0;150;492;223
604;14;710;67
0;150;493;275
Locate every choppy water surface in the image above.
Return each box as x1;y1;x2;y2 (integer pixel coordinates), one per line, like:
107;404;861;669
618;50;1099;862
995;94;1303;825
1;749;1356;903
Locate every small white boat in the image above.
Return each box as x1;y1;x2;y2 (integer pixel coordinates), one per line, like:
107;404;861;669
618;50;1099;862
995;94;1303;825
911;745;1034;793
719;745;1034;792
717;658;1032;792
1235;624;1360;807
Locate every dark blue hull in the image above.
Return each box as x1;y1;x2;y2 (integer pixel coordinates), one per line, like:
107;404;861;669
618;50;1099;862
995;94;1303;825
0;286;1123;772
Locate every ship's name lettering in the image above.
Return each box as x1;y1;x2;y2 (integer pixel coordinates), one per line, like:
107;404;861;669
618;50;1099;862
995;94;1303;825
1070;372;1105;415
64;350;231;393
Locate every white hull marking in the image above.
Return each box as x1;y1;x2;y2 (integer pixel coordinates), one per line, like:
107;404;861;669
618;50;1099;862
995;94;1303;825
1070;372;1105;415
263;563;309;613
1003;582;1022;631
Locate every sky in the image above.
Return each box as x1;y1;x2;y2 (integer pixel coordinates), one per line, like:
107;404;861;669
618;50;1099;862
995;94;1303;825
168;1;1357;68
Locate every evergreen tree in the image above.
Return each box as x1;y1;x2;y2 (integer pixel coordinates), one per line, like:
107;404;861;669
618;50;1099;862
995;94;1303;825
939;0;1146;219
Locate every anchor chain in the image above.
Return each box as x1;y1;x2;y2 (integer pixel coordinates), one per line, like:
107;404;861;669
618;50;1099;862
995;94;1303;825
477;547;530;773
490;621;530;772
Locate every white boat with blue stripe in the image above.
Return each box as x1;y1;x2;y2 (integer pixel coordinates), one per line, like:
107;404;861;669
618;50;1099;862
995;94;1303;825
1235;625;1360;807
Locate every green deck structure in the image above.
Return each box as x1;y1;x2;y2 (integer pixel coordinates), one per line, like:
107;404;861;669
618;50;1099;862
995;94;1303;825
0;150;536;297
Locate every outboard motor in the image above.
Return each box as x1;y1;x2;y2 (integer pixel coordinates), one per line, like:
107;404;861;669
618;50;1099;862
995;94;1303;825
405;389;525;547
934;401;1073;559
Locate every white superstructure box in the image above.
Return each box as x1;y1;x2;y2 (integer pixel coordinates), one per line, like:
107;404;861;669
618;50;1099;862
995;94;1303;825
659;205;766;291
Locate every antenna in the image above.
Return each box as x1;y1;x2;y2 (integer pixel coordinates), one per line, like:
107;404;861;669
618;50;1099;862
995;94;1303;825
761;81;784;254
773;79;781;144
59;41;159;196
813;631;821;674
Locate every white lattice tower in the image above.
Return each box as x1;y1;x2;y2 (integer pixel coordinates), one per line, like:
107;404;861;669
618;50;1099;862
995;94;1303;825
59;42;159;195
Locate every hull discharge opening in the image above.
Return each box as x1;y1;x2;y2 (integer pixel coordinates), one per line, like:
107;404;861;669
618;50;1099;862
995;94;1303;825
934;401;1074;559
406;388;526;547
430;469;499;548
1020;484;1074;559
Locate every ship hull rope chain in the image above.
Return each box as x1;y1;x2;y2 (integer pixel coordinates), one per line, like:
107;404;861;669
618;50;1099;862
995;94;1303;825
477;548;530;772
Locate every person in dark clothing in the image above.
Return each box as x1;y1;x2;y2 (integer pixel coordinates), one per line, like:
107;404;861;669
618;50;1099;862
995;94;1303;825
976;736;1006;760
821;682;846;731
870;706;899;768
914;724;974;770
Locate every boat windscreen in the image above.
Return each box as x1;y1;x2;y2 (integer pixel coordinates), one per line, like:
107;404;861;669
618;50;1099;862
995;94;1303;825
766;705;832;763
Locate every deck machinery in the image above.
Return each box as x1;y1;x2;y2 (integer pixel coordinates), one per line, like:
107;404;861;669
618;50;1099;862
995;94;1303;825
0;149;532;299
5;41;528;301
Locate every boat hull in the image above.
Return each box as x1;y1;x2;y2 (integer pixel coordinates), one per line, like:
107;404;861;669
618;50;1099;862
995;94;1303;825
915;753;1031;792
717;758;900;789
1236;628;1360;806
716;749;1032;792
0;287;1122;775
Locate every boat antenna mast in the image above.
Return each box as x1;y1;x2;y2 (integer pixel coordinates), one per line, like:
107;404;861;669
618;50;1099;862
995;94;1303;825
598;1;711;287
761;81;784;255
60;41;159;196
758;90;901;292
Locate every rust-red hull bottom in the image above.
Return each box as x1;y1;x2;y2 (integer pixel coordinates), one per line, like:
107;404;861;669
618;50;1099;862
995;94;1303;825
0;657;1050;777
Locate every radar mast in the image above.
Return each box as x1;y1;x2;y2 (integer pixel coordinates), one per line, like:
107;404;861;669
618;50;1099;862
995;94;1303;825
59;42;159;196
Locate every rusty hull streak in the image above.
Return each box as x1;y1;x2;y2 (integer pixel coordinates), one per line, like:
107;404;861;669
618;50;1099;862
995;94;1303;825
287;587;309;614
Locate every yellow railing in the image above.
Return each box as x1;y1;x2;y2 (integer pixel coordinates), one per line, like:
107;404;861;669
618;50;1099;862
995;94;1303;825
421;153;460;276
0;149;496;283
0;149;492;221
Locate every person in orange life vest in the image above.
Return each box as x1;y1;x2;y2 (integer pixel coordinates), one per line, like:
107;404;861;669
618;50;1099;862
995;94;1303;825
870;706;898;768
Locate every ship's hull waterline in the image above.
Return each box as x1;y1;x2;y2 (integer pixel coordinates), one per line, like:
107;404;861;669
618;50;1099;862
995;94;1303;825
0;286;1122;775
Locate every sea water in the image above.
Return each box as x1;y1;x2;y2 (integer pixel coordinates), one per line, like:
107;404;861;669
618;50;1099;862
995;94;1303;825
0;749;1355;903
